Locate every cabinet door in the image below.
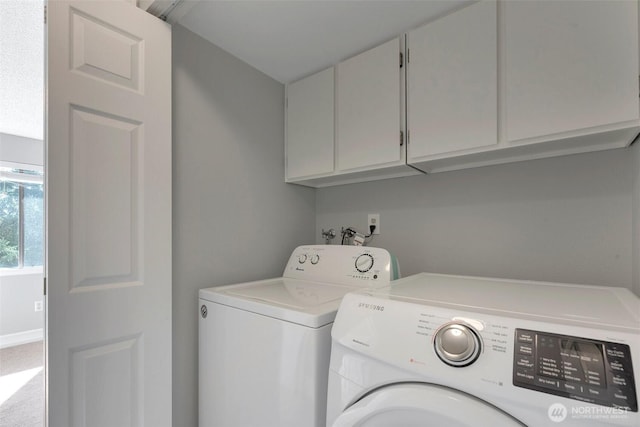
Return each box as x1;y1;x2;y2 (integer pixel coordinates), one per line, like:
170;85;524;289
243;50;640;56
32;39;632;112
505;0;639;142
408;1;497;159
337;38;402;172
286;67;334;180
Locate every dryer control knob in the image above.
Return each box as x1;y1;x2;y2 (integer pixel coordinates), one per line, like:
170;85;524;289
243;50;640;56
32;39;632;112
298;254;307;264
310;254;320;265
434;323;481;367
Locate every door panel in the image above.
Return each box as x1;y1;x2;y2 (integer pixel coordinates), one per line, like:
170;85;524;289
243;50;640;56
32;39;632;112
70;336;142;427
47;2;171;426
70;106;142;289
70;7;143;91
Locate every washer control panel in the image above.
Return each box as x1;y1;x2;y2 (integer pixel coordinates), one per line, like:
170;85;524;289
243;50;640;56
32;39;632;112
284;245;397;287
513;329;638;412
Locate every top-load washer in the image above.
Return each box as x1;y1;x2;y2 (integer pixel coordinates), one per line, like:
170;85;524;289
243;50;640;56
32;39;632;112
327;273;639;426
199;245;399;427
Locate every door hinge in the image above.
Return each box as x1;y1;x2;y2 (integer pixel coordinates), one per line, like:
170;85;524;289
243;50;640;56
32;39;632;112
400;130;404;146
400;52;404;68
44;5;47;24
43;277;47;295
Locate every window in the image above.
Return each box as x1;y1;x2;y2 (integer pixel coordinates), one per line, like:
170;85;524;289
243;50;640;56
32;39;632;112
0;168;43;268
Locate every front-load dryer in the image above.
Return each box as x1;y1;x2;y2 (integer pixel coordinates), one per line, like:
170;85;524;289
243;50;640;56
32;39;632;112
327;273;639;426
198;245;399;427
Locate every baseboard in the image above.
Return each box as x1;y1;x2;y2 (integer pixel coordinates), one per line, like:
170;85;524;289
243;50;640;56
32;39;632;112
0;329;43;349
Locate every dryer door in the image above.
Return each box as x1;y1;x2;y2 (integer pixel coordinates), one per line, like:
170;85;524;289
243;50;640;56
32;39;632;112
332;383;525;427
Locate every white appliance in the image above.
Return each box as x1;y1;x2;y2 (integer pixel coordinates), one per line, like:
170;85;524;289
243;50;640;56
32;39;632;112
327;273;640;426
199;245;400;427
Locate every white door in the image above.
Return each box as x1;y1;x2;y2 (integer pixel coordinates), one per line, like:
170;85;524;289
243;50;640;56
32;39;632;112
332;383;524;427
46;1;171;426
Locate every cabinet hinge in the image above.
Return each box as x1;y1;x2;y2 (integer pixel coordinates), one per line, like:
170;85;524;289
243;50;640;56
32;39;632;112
400;130;404;146
400;52;404;68
407;49;410;64
43;277;47;296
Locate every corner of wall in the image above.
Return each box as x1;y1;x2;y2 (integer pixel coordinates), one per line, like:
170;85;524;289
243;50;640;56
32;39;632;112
633;141;640;296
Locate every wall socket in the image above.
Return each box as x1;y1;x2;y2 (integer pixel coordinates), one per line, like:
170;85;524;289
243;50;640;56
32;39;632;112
34;301;43;312
367;214;380;235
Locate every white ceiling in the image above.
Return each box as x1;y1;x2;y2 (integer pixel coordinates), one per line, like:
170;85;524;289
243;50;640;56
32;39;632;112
0;1;44;140
177;0;472;84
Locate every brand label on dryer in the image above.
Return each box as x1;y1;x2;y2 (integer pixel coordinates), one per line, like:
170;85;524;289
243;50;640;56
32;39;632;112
357;302;385;312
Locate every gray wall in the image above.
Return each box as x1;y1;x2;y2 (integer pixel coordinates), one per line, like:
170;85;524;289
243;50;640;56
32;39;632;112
633;142;640;296
172;25;315;427
317;148;634;288
0;272;43;338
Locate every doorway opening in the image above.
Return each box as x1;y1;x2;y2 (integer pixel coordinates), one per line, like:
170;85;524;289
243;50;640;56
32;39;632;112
0;1;46;426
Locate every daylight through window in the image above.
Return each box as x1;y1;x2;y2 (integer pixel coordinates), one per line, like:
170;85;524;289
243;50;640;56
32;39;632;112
0;168;44;268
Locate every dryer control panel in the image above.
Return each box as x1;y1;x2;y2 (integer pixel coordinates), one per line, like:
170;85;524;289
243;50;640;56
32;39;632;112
513;329;638;412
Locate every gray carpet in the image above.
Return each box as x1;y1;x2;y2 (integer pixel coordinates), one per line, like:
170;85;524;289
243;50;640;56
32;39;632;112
0;341;44;427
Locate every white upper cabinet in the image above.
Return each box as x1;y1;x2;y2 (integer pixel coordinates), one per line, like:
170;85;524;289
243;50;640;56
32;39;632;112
285;37;419;187
336;38;405;172
284;0;640;185
407;0;497;160
407;0;639;173
505;0;639;143
286;67;334;181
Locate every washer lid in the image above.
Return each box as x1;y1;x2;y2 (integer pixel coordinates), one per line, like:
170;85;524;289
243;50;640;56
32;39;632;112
199;277;357;328
332;383;524;427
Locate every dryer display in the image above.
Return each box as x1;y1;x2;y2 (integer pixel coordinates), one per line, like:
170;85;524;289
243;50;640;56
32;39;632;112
513;329;637;412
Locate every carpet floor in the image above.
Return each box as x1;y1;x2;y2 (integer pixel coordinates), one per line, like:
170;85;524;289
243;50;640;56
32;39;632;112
0;341;44;427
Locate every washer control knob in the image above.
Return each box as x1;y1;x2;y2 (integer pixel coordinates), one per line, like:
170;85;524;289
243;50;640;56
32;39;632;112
434;323;481;367
355;254;374;273
298;254;307;264
310;254;320;265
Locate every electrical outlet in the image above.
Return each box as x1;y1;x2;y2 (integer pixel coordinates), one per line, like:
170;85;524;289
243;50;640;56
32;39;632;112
367;214;380;235
34;301;43;312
